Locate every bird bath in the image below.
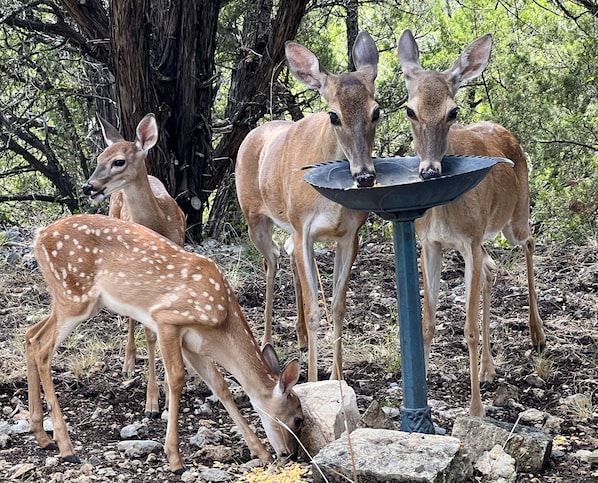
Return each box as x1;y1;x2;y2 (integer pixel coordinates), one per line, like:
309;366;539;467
304;155;513;433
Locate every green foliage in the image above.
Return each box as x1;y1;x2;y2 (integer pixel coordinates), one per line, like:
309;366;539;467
0;2;97;224
1;0;597;245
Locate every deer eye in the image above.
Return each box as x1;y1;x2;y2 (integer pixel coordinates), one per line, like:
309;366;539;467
405;106;417;120
113;159;126;167
328;112;341;126
448;107;459;121
372;106;380;122
294;417;304;428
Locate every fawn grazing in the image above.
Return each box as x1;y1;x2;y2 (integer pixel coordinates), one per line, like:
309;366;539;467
26;214;303;474
236;31;379;381
83;113;186;417
397;29;546;416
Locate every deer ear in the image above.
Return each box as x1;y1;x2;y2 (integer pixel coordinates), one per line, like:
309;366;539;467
262;344;281;374
352;31;379;80
135;113;159;151
278;359;300;395
398;29;423;77
98;116;124;146
444;34;493;93
285;41;329;90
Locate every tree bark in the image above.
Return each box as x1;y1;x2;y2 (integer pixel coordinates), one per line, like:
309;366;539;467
346;0;359;71
205;0;309;239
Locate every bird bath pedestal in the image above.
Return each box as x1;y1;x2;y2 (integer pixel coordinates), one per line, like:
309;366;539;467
304;155;512;433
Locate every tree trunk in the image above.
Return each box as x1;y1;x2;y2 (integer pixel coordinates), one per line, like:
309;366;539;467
205;0;309;239
346;0;359;71
148;0;221;242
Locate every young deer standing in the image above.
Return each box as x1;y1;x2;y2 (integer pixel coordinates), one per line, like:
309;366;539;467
236;31;379;381
397;29;546;416
82;113;186;417
26;214;303;474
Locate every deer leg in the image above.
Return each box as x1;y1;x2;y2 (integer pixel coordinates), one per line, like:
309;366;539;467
122;316;137;375
25;315;61;452
182;347;272;462
293;233;320;381
479;248;497;383
503;223;546;352
26;310;87;462
289;251;308;350
143;326;161;418
156;322;186;474
248;215;278;347
329;235;359;380
463;245;485;417
522;237;546;352
420;241;442;372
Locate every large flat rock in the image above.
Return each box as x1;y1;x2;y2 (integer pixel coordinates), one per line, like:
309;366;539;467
312;428;472;482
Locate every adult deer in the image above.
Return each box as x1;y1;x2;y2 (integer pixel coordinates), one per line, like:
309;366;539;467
26;214;303;474
82;113;186;417
236;31;379;381
397;29;546;416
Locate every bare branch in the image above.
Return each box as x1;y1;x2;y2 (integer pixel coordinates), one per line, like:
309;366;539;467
536;138;598;152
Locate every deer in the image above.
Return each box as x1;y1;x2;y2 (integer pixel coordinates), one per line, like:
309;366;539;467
235;31;380;382
397;29;546;416
26;214;303;474
82;113;186;418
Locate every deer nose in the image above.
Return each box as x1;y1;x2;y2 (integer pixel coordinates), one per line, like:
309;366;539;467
355;171;376;188
82;183;94;195
278;449;297;461
420;167;441;180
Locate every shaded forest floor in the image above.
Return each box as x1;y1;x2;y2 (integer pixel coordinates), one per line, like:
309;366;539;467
0;223;597;482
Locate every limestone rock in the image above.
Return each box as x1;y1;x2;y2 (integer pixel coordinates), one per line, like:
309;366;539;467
452;416;552;473
312;428;473;483
293;380;360;458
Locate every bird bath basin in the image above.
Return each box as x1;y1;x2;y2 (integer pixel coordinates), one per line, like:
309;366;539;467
304;155;513;433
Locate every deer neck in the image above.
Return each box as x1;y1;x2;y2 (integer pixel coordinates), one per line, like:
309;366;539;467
120;175;166;227
215;320;279;402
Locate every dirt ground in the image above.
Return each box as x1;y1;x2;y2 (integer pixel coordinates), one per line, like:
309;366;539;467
0;221;597;482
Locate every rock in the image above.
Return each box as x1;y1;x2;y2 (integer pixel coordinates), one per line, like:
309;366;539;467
10;419;30;434
116;440;162;458
475;444;516;481
493;382;519;407
198;444;236;463
0;433;10;448
45;456;60;467
574;449;598;463
293;380;360;458
312;428;472;482
542;414;563;434
358;400;397;430
199;468;234;481
518;408;546;426
120;422;149;439
190;426;221;448
452;416;552;473
524;374;545;388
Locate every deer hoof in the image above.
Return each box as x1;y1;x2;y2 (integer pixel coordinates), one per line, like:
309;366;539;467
62;454;81;464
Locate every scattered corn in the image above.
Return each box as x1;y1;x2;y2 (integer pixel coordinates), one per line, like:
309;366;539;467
241;462;310;482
